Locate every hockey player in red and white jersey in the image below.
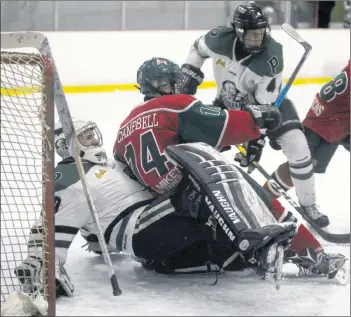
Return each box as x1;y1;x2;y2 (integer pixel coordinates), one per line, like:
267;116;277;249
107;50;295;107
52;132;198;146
113;57;282;194
113;57;348;282
263;61;350;217
180;2;330;228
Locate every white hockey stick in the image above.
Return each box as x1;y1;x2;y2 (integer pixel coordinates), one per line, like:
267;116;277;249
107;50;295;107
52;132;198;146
3;31;122;296
46;36;122;296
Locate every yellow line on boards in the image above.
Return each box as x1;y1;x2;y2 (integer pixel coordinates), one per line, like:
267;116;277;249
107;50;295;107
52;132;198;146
1;77;331;96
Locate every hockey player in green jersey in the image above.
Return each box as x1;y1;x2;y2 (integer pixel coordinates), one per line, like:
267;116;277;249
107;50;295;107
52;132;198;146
181;2;330;228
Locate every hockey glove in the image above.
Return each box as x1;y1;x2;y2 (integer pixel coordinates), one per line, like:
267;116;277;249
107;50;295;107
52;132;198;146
234;135;266;173
180;63;204;95
244;104;282;132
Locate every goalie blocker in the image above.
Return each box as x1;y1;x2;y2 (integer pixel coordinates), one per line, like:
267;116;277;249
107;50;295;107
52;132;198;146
109;142;297;275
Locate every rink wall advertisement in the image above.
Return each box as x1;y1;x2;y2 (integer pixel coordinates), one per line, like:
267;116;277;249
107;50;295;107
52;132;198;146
8;29;351;94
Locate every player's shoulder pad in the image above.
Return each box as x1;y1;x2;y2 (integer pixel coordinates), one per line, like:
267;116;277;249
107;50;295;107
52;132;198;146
55;159;96;193
247;37;284;78
158;94;199;111
203;26;236;59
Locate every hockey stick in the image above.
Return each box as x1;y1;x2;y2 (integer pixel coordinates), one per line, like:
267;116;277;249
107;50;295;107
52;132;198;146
36;33;122;296
274;23;312;108
236;145;350;244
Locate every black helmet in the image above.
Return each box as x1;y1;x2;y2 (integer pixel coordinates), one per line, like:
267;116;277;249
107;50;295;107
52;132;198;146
137;57;184;99
232;3;271;55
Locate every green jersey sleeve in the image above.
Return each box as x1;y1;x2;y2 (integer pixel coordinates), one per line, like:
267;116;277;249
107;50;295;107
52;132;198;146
55;160;95;193
177;101;227;147
177;100;261;148
202;26;236;59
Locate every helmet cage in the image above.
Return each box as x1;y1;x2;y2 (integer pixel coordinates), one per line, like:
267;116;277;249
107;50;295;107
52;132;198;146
137;58;184;98
149;70;184;95
54;120;107;164
235;25;271;55
76;122;103;148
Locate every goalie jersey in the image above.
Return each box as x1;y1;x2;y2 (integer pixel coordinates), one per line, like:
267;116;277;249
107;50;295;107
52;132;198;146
185;26;284;105
51;158;154;264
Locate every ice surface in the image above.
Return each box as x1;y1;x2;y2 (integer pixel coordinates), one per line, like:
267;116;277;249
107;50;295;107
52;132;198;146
2;85;350;315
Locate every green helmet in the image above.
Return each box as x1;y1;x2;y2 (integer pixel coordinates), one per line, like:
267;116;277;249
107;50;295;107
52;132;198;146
137;57;184;98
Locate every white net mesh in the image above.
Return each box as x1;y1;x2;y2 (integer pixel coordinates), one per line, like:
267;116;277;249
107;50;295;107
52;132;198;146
1;51;53;314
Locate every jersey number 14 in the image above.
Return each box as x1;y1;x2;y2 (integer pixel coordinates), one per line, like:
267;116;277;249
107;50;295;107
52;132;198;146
124;130;169;185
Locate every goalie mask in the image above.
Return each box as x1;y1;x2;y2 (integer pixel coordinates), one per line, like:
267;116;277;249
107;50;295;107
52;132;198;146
137;57;184;99
54;120;108;164
232;3;271;55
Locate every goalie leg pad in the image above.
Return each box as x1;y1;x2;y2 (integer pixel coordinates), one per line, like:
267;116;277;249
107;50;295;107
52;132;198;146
165;142;254;241
14;259;74;298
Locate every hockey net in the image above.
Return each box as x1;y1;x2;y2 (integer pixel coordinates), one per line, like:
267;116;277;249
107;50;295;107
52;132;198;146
1;38;55;316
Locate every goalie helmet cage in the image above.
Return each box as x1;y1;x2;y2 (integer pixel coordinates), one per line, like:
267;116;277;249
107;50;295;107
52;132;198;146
1;32;55;316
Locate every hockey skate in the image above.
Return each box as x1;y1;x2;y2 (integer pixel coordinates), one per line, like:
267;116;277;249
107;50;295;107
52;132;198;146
300;203;330;228
285;248;350;285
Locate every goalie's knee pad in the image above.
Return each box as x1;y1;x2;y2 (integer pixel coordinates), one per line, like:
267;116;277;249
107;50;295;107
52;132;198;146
165;143;253;237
